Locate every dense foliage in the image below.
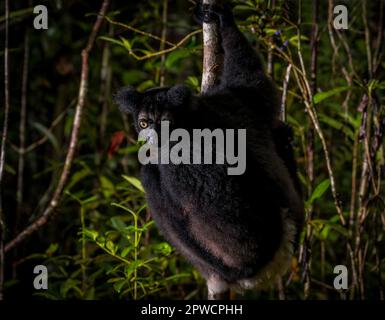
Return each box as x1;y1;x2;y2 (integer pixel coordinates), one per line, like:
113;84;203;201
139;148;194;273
1;0;384;300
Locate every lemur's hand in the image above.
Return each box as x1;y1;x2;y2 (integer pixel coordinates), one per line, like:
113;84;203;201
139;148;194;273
192;1;234;26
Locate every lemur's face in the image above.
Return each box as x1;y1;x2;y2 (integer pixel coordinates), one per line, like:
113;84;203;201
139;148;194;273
115;85;191;140
135;88;175;135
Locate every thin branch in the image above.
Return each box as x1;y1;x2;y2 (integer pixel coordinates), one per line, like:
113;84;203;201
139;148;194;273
158;0;168;86
280;64;292;122
16;29;29;221
274;40;347;228
372;0;384;73
97;24;113;167
105;16;175;47
126;29;201;61
0;0;10;300
267;0;276;79
9;103;72;154
103;15;201;61
310;0;318;94
362;0;372;78
296;4;346;227
5;0;110;253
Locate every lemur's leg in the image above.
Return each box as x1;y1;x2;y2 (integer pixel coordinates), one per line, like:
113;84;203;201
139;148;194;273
212;4;265;88
219;9;264;88
195;2;264;89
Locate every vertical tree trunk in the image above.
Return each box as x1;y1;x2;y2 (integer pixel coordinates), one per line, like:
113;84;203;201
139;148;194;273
0;0;10;301
200;0;229;300
201;0;222;93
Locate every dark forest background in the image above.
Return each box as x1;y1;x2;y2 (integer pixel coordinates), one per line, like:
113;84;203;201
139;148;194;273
0;0;384;300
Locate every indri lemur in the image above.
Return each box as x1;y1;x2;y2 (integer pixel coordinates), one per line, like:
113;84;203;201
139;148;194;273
115;3;304;299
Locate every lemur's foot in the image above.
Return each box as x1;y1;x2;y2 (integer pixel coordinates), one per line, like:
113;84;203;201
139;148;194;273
193;2;219;24
192;1;234;26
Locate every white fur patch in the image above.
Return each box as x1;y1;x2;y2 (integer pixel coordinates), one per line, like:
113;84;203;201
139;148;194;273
207;274;229;296
232;209;296;292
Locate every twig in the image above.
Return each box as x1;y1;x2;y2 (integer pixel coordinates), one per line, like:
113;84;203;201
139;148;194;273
310;0;318;95
297;0;312;299
16;29;29;225
105;16;175;47
311;278;337;291
9;100;74;155
280;64;292;122
267;0;275;79
26;107;70;153
362;0;372;79
372;0;384;73
127;29;201;61
102;16;201;62
97;24;113;167
0;0;10;300
5;0;110;253
157;0;168;86
295;16;346;226
354;2;377;298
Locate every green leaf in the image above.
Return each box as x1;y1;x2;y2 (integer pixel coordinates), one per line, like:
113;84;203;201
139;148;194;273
82;195;98;206
31;121;59;152
310;219;348;237
0;7;34;24
107;277;124;284
98;36;124;47
84;287;95;300
113;279;126;293
4;164;16;175
122;175;144;193
142;220;155;231
60;279;82;298
313;86;349;104
111;216;127;232
288;34;309;46
120;37;132;51
66;167;92;191
307;179;330;206
46;243;59;256
122;70;147;85
186;76;200;90
33;292;59;300
377;81;385;90
100;176;115;199
106;241;116;254
124;260;142;277
164;273;191;283
137;79;155;91
120;247;131;258
165;48;191;69
153;242;173;256
319;114;355;140
83;229;99;241
233;4;254;11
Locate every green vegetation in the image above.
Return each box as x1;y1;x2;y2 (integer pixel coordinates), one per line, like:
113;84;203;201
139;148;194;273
1;0;384;300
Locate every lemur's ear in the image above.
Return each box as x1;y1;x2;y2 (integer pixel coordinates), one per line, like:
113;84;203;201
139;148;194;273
114;86;143;114
167;85;191;108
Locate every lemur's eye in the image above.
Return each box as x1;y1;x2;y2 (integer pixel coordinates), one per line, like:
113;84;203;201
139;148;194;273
139;119;148;129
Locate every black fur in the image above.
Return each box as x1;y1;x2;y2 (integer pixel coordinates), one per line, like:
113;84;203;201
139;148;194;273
116;3;304;285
